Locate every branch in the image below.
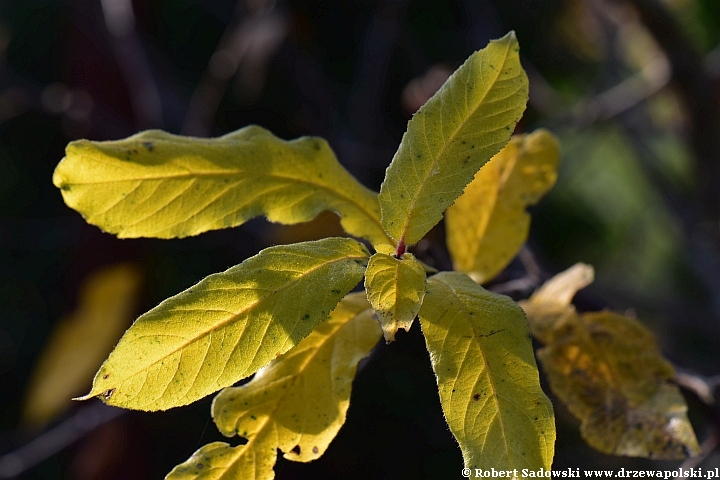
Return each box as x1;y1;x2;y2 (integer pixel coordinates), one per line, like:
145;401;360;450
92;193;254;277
0;403;124;479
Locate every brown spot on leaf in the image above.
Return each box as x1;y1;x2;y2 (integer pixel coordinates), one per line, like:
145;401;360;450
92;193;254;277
102;374;110;380
101;388;116;400
473;393;481;401
312;446;319;454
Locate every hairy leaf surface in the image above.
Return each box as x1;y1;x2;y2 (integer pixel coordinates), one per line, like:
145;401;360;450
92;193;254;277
446;130;559;283
53;126;389;244
78;238;370;411
364;244;426;342
419;272;554;474
167;293;381;479
520;265;700;459
24;264;142;426
379;32;528;245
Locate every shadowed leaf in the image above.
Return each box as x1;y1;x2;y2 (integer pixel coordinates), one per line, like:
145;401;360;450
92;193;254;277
419;272;554;474
364;244;426;342
53;126;389;245
446;130;559;283
520;264;700;459
167;293;381;479
77;238;369;411
379;32;528;246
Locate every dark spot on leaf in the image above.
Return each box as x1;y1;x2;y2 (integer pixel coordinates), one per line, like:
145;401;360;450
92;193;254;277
61;185;71;191
473;393;480;401
302;313;310;320
102;374;110;380
197;463;203;469
312;446;319;454
101;388;116;399
250;415;257;420
331;289;340;294
142;141;154;151
291;445;301;455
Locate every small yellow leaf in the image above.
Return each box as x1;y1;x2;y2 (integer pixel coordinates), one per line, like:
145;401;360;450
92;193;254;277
165;435;276;480
23;264;142;426
379;32;528;246
520;265;700;459
364;244;426;342
167;293;381;479
78;238;370;411
521;262;594;343
53;126;390;245
447;130;560;283
419;272;555;474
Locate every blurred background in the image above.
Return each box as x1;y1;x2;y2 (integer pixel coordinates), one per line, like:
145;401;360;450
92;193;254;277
1;0;720;478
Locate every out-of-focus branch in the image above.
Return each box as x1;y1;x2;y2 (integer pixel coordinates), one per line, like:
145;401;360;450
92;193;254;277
0;402;124;479
99;0;163;129
182;0;288;137
621;0;720;222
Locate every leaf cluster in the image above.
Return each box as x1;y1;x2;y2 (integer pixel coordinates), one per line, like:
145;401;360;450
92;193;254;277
51;32;699;478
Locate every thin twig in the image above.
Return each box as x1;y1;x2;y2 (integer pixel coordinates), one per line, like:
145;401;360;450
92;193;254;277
0;402;125;479
99;0;164;129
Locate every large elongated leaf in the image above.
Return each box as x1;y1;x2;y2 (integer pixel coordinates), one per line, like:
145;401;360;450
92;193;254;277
167;293;381;480
23;264;142;426
419;272;554;473
77;238;370;411
53;126;389;245
520;264;700;459
379;32;528;246
364;244;426;342
446;130;559;283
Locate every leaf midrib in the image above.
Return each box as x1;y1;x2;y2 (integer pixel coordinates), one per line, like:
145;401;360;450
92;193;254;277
399;39;513;243
441;280;512;464
114;252;368;403
65;165;390;244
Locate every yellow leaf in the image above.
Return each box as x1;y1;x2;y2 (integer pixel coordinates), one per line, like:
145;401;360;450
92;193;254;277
23;264;142;426
446;130;560;283
53;126;390;245
77;238;370;411
167;293;381;479
164;436;276;480
379;32;528;246
419;272;555;474
521;262;594;344
364;244;426;342
520;264;700;459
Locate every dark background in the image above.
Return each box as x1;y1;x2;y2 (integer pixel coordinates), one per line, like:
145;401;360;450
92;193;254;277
1;0;720;478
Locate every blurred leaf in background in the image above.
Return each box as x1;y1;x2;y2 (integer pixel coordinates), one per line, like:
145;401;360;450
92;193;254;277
23;263;142;427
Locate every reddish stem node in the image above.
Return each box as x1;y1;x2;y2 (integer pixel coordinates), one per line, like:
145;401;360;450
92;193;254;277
394;239;406;258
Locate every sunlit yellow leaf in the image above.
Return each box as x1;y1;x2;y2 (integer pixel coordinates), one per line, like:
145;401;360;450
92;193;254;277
77;238;370;411
165;435;276;480
167;293;381;480
23;264;142;426
446;130;559;283
364;244;426;342
379;32;528;246
419;272;554;474
53;126;390;245
520;264;700;459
